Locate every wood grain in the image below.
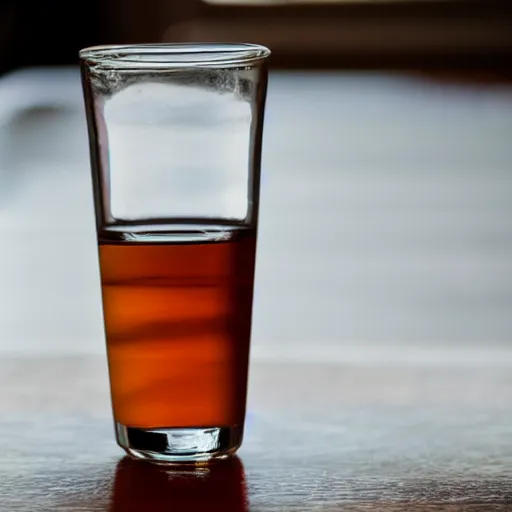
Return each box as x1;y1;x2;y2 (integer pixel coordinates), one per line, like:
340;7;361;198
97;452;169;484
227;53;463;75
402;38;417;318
1;356;512;511
1;68;512;511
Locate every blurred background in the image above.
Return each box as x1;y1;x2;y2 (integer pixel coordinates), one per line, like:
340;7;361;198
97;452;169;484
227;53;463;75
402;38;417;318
1;0;512;363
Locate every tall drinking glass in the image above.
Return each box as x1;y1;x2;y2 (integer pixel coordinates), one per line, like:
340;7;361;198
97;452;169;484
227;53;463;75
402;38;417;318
79;43;270;462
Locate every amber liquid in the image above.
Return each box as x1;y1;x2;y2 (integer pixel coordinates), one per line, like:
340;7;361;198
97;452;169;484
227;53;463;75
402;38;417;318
98;227;256;429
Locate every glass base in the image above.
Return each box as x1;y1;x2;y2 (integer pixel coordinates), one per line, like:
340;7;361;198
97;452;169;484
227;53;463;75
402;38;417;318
115;423;243;463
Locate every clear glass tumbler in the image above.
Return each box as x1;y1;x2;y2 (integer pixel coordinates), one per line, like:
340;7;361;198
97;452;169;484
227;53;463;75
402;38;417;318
79;43;270;462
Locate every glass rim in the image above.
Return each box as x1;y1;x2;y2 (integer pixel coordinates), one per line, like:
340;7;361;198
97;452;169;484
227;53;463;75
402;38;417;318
79;43;271;69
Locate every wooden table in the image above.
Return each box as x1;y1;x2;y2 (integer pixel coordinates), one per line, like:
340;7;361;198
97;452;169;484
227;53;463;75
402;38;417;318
1;356;511;511
1;68;512;511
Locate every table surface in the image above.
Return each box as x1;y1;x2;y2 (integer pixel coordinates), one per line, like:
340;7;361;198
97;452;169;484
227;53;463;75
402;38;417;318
1;356;512;511
1;70;512;510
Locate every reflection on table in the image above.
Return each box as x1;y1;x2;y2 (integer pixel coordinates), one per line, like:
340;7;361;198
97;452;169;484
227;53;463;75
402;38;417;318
110;456;247;512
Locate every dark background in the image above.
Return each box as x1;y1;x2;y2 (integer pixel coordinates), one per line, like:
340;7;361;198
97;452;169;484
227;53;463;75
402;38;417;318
1;0;512;74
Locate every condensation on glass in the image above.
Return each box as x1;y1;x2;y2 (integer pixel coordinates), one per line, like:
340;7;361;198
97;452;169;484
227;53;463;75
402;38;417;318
80;43;270;462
